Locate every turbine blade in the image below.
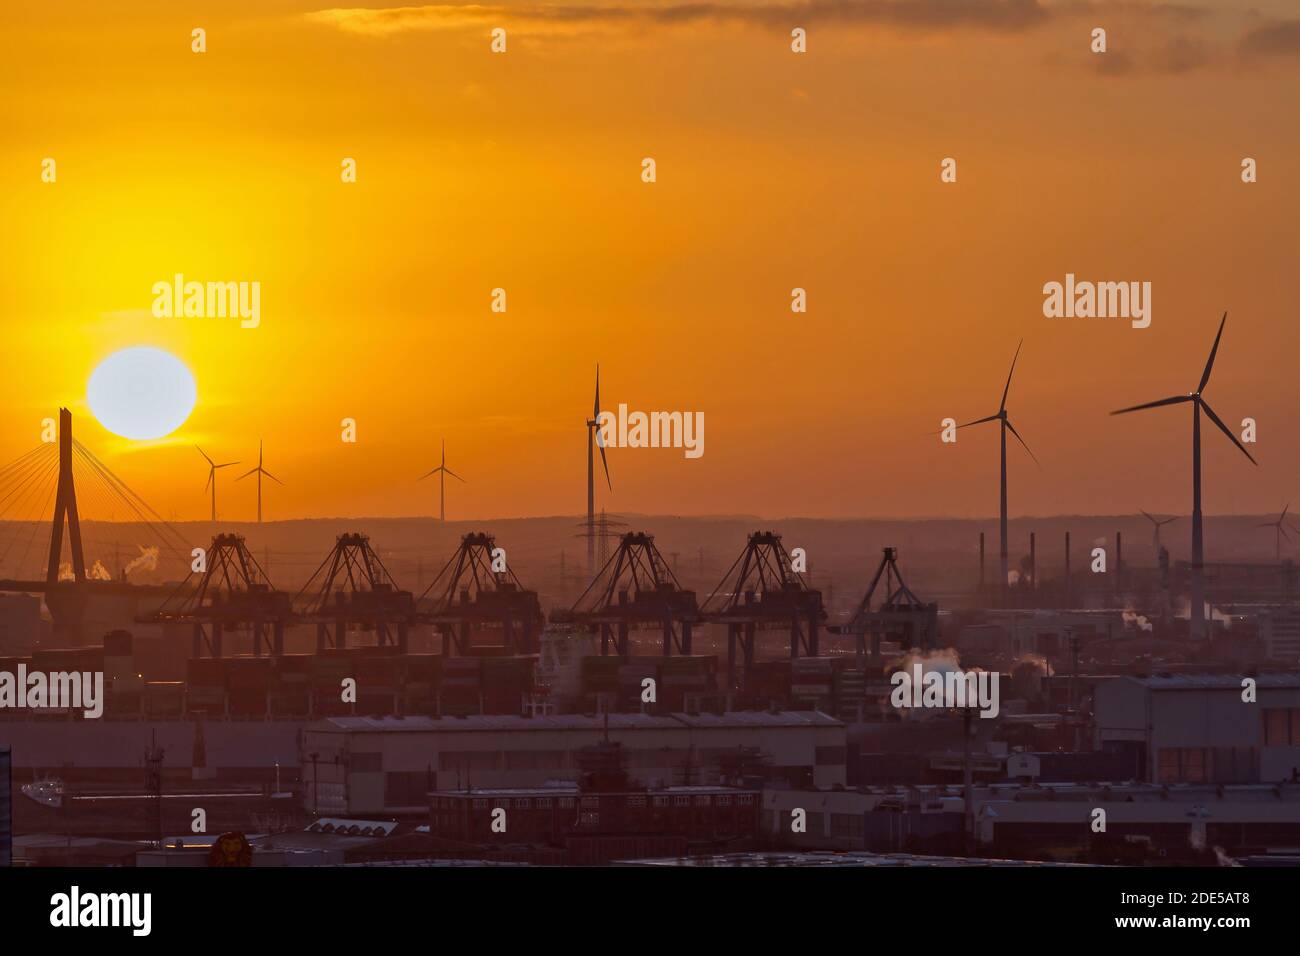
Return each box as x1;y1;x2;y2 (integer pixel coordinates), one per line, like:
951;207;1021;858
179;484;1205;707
418;468;438;481
1282;526;1293;543
1140;509;1155;523
204;469;213;493
1110;395;1191;416
196;445;214;466
215;461;240;469
598;440;612;490
1005;419;1039;466
263;469;283;485
446;469;466;483
236;467;257;480
1198;312;1227;394
957;414;999;429
999;340;1022;412
1200;400;1257;465
1283;503;1291;520
593;364;601;420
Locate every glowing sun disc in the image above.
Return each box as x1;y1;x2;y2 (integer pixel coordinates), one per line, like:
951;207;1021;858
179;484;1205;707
88;347;197;440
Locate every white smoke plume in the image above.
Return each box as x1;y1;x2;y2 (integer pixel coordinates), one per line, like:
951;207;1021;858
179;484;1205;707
125;545;160;577
1122;607;1153;632
60;560;112;581
1017;652;1050;675
896;647;966;676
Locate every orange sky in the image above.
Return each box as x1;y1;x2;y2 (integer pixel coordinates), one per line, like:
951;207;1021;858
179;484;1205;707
2;1;1299;522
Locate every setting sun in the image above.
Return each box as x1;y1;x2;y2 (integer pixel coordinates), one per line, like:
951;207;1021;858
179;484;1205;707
86;346;196;440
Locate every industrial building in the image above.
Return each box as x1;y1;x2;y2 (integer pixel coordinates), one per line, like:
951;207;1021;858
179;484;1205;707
428;736;759;863
761;781;1300;862
0;595;42;657
1093;673;1300;784
614;850;1086;867
301;711;845;816
1258;607;1300;663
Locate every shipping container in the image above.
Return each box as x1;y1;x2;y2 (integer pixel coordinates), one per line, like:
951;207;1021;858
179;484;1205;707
187;658;227;688
103;630;133;657
227;688;268;716
143;682;184;717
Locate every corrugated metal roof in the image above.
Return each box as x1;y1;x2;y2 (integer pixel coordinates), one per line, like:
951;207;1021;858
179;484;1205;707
310;711;843;733
1122;673;1300;690
614;851;1089;868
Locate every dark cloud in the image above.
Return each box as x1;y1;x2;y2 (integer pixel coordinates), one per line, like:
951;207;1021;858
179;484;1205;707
1239;19;1300;59
307;1;1056;38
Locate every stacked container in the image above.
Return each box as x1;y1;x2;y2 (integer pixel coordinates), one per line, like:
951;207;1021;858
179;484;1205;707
440;656;482;715
481;656;534;715
225;656;273;717
186;658;227;716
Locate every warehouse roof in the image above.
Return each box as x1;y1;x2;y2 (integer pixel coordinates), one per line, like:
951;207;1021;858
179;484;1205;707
614;851;1089;867
309;711;843;733
1116;673;1300;691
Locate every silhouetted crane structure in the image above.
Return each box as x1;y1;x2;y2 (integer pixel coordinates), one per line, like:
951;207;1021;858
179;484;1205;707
295;533;414;651
839;547;938;661
418;532;544;655
154;533;291;657
555;531;699;658
702;531;825;687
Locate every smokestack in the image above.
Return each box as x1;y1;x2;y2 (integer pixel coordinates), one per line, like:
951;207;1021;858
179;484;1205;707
1029;532;1036;594
1064;532;1071;607
1116;531;1123;599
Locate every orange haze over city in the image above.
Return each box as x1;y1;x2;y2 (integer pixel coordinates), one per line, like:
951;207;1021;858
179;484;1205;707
3;0;1299;522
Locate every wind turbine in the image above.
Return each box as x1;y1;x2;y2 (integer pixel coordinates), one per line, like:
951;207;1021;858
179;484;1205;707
1256;504;1298;561
1139;509;1178;556
196;446;240;522
585;364;612;576
958;340;1038;607
1111;313;1256;640
418;439;464;522
237;440;282;523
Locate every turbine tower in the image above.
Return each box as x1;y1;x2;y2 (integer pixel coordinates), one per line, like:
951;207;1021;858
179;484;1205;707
419;439;465;522
585;364;612;577
196;446;240;522
958;341;1037;607
1111;313;1255;641
1140;509;1178;556
1257;504;1298;562
237;440;282;523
